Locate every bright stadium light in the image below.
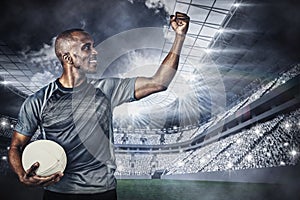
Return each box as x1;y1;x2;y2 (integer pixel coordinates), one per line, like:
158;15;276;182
1;121;7;127
1;156;7;161
255;128;260;135
1;80;8;85
205;48;212;54
236;138;242;144
227;162;233;169
246;154;253;161
285;122;290;128
217;28;224;34
233;3;240;7
290;150;297;156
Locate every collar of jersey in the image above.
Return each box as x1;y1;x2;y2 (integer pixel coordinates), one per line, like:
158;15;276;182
55;78;88;92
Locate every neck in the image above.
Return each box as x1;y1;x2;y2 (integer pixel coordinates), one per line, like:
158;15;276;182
59;64;86;88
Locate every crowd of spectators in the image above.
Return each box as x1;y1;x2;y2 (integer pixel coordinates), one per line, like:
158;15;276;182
114;109;300;176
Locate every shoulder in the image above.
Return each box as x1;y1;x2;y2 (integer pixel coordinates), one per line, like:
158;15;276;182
23;81;57;107
88;77;120;87
89;77;136;88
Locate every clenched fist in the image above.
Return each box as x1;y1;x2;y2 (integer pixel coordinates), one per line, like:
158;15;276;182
170;12;190;36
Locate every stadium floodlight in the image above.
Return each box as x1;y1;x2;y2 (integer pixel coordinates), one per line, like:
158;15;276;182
290;150;297;156
1;156;7;161
233;3;240;7
263;147;267;152
236;138;242;144
1;121;7;127
254;128;260;135
217;28;224;34
246;154;253;161
227;162;233;169
205;48;212;54
1;80;8;85
285;122;290;129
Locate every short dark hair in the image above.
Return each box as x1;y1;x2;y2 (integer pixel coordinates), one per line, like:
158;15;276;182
54;28;86;61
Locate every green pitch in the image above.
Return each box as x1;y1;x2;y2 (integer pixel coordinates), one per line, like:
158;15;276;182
0;176;298;200
117;179;297;200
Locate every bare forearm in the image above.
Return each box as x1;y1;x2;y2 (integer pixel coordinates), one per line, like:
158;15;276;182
8;146;26;180
153;34;185;87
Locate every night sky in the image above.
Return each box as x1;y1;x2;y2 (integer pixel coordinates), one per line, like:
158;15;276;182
0;0;168;51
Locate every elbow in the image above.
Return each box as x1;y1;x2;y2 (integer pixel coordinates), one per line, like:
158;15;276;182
151;77;169;92
154;84;168;92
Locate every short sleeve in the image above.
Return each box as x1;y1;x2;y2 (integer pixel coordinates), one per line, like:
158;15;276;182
14;95;41;137
91;77;137;108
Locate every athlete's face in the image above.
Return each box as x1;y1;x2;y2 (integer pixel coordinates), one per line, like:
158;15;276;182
69;31;98;74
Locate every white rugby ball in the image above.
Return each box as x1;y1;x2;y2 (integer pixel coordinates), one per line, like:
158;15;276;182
22;140;67;176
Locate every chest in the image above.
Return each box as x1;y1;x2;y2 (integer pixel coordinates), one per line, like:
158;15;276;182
41;87;111;132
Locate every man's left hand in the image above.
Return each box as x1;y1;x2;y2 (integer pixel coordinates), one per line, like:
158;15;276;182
170;12;190;36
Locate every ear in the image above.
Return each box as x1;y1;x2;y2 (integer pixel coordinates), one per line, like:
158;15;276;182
62;53;73;64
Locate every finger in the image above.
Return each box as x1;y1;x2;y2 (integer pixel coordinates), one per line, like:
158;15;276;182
25;162;39;178
53;174;62;182
51;172;63;181
46;172;63;181
170;15;176;23
170;15;178;29
41;173;62;187
176;16;190;21
41;178;56;187
175;12;190;21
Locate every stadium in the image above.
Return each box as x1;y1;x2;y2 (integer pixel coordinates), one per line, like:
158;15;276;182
0;0;299;200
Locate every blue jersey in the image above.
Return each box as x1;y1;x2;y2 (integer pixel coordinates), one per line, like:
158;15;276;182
15;77;136;193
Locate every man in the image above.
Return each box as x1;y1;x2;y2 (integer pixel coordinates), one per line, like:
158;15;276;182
8;12;189;200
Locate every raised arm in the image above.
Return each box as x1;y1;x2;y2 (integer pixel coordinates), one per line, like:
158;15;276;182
8;131;63;187
134;12;190;100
